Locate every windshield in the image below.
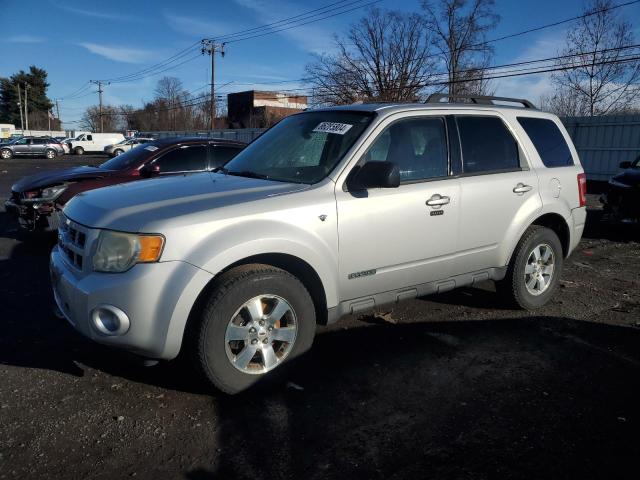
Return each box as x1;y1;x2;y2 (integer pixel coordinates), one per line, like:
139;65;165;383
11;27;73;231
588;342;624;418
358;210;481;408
100;142;158;170
223;111;374;184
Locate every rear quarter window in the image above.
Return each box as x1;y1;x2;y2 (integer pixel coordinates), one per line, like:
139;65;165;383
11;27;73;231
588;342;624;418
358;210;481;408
517;117;574;168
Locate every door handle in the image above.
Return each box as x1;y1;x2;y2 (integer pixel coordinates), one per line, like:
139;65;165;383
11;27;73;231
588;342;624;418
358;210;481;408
426;194;450;206
513;183;533;194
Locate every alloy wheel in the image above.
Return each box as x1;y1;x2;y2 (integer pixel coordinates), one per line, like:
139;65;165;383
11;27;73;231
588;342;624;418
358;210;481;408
224;294;298;375
524;243;555;296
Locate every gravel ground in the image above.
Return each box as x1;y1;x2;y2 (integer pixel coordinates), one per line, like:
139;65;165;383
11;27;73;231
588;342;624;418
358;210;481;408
1;155;639;480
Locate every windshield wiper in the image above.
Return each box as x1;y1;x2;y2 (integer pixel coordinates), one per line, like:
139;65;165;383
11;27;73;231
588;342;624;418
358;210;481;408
225;170;271;180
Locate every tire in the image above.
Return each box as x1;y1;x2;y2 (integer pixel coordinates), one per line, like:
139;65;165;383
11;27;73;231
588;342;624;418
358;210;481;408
45;149;56;159
497;225;563;310
74;147;84;155
0;148;12;159
113;149;124;156
190;264;316;394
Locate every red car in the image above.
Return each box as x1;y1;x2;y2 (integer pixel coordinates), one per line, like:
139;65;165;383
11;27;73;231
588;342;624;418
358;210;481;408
5;137;245;231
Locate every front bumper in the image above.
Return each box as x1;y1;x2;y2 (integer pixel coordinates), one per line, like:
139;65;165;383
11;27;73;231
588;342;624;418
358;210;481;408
600;187;640;221
50;246;213;359
4;199;61;231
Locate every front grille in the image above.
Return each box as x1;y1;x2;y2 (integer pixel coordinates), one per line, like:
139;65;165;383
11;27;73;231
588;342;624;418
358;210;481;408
58;214;88;270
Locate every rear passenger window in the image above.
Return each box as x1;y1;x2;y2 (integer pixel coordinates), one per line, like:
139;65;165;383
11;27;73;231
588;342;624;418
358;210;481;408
517;117;574;167
212;146;242;168
457;116;520;174
154;145;207;172
363;117;449;182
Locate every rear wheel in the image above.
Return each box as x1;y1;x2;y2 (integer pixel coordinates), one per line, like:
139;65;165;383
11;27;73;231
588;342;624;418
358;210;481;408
190;264;316;394
497;226;563;310
74;147;84;155
0;149;12;159
45;149;56;159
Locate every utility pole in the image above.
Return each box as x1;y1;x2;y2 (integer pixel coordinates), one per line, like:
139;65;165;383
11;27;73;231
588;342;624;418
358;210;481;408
201;40;225;131
55;99;61;130
23;83;29;133
16;83;24;132
90;80;109;132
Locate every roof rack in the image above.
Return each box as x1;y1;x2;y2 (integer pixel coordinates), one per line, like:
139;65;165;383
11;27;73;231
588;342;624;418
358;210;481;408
426;93;536;109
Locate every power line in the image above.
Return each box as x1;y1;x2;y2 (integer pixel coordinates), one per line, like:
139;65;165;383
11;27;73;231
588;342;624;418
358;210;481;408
219;0;384;44
209;0;371;42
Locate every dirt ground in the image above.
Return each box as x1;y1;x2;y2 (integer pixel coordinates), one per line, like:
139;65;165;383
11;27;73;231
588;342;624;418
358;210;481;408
1;155;639;480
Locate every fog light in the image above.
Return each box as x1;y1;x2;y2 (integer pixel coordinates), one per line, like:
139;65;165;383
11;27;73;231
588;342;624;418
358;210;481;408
90;305;130;336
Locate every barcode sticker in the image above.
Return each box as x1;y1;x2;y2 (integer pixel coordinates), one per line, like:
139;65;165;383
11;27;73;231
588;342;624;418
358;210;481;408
313;122;353;135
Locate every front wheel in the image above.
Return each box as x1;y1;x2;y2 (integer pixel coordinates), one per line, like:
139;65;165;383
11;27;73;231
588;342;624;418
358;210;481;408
74;147;84;155
0;149;12;159
497;226;563;310
190;264;316;394
45;149;56;159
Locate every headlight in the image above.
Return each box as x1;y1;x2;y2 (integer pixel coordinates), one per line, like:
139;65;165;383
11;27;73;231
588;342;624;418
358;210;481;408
22;184;67;203
609;178;631;189
92;230;165;273
41;185;68;199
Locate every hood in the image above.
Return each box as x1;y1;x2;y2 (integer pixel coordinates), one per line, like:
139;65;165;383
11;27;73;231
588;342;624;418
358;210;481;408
11;165;113;192
611;168;640;188
63;171;308;232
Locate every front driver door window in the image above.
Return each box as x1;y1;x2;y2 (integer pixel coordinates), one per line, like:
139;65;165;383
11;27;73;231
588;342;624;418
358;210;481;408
153;145;207;173
335;115;461;300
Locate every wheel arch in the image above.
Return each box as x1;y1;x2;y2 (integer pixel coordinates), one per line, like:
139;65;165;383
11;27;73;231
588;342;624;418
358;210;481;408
177;253;329;360
530;212;571;258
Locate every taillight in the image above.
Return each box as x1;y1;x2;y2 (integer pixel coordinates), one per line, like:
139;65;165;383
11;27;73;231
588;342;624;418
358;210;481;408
577;173;587;207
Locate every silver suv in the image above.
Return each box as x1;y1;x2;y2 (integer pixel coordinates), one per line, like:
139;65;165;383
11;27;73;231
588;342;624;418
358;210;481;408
50;95;587;394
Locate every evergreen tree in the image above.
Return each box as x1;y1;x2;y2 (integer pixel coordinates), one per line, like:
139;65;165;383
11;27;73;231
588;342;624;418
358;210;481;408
0;66;56;130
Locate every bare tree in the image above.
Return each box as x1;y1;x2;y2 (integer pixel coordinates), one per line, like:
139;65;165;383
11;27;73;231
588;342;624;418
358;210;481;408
305;8;437;105
80;105;121;132
549;0;640;116
422;0;499;96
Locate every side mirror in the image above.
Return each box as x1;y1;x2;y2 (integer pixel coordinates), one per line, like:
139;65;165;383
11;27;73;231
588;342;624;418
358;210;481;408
619;161;631;169
348;161;400;191
140;164;161;178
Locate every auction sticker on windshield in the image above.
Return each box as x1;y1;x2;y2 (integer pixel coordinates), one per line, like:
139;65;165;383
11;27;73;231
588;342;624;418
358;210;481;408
145;145;159;152
313;122;353;135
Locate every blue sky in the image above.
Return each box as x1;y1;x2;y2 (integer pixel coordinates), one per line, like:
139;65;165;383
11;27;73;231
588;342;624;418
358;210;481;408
2;0;639;128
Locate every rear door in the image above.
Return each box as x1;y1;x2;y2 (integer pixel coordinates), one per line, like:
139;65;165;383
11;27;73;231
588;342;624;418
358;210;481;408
453;114;541;275
31;138;47;155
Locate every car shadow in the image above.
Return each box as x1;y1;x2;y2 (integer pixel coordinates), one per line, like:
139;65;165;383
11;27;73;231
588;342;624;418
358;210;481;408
183;316;640;480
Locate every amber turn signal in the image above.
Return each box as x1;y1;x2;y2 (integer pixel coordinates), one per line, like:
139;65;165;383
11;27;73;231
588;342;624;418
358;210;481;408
138;235;165;263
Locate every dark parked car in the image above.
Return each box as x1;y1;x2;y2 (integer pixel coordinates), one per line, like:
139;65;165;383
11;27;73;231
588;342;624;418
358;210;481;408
0;136;65;159
5;137;245;231
600;155;640;223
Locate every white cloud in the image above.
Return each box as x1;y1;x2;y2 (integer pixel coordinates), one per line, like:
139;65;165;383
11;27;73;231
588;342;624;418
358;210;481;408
7;34;45;43
492;32;567;104
231;0;337;54
50;0;134;21
166;13;244;37
78;43;156;64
